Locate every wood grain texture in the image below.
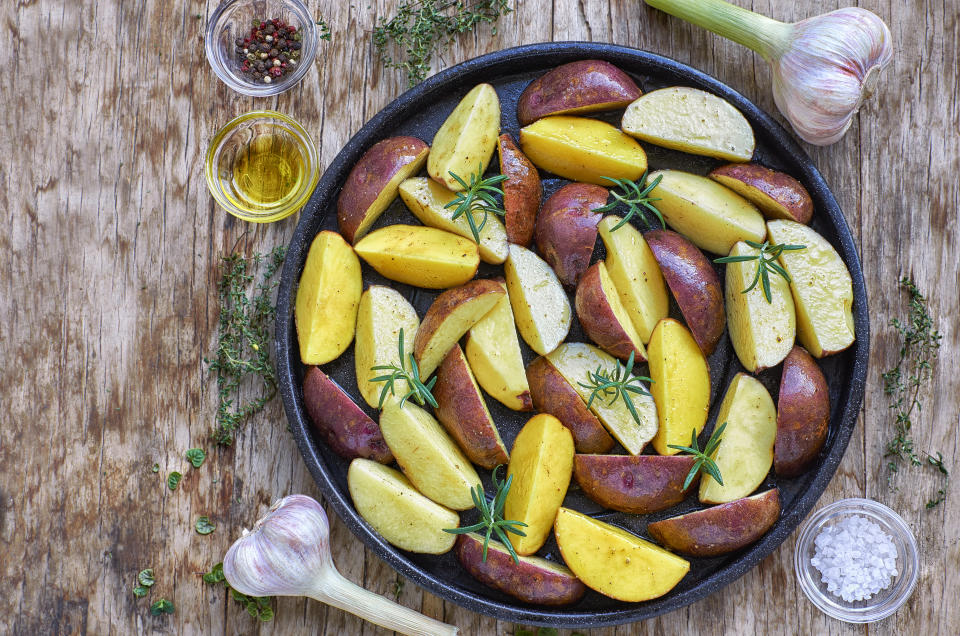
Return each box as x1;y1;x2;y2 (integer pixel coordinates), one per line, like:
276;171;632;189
2;0;958;634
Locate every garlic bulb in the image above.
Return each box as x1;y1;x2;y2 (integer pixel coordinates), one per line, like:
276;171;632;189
223;495;458;636
644;0;893;146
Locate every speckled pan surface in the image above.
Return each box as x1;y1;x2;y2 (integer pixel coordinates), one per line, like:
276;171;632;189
275;42;869;627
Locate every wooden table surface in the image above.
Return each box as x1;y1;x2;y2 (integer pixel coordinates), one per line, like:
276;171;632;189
4;0;958;633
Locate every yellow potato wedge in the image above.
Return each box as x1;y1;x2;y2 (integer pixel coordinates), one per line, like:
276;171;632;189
699;374;776;504
348;458;459;554
546;342;658;455
505;414;575;555
519;115;648;185
504;244;572;356
398;176;508;264
353;224;480;289
379;402;481;510
554;507;690;602
621;86;755;161
428;83;501;191
766;220;855;357
295;231;362;365
354;286;420;409
649;170;766;255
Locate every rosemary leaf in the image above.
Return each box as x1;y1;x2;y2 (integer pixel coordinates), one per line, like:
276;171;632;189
714;241;805;303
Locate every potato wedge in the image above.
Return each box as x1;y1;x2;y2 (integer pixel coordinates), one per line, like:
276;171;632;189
648;489;781;557
454;533;586;606
337;136;429;243
348;459;458;554
649;170;766;255
766;220;855;357
434;345;510;469
546;343;658;455
414;279;506;378
575;262;648;361
776;346;829;476
517;60;642;125
504;244;572;356
519;116;647;185
598;216;669;343
724;240;796;372
505;414;575;555
353;224;479;289
428;83;500;191
644;229;725;355
534;182;606;288
379;402;481;510
699;374;776;504
303;367;393;463
498;134;541;247
709;163;813;224
398;176;508;264
464;280;532;412
622;86;755;161
526;356;615;454
648;318;710;455
573;454;698;514
554;508;690;602
295;230;362;365
354;286;420;409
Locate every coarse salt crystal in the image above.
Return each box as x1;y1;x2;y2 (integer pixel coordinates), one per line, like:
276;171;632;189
809;515;898;602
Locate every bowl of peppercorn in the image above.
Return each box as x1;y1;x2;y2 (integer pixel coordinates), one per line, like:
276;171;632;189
205;0;318;97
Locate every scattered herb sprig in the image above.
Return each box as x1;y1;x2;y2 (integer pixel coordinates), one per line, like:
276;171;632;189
595;171;664;230
443;465;528;564
315;15;332;41
133;569;155;598
150;599;175;616
370;328;438;409
668;423;726;490
714;240;805;303
444;166;508;243
578;351;652;426
204;563;275;622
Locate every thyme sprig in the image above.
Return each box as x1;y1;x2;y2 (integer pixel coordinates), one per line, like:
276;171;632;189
577;351;652;426
595;171;665;230
444;166;508;243
370;328;438;409
204;563;275;622
443;465;527;564
668;423;726;490
714;240;805;303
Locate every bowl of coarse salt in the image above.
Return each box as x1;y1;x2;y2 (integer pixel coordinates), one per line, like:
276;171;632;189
794;498;919;622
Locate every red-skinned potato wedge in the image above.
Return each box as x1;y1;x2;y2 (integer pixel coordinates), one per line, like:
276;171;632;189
573;454;698;514
647;489;781;557
709;163;813;224
776;346;829;476
644;229;725;356
517;60;642;126
535;182;607;287
302;366;392;463
433;345;510;469
498;134;541;246
526;356;615;454
575;261;648;361
337;136;429;243
454;533;587;606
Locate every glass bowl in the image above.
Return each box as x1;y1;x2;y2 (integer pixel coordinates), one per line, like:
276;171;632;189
794;498;919;623
205;110;320;223
205;0;318;97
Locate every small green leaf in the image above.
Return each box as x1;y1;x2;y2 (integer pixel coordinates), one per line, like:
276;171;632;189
195;516;216;535
138;569;156;588
149;599;175;615
151;463;159;473
258;606;275;621
202;563;225;584
133;585;148;598
185;448;206;468
167;471;182;490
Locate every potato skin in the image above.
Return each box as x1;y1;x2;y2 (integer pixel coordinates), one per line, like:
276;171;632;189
575;262;646;361
302;366;392;463
526;356;615;454
517;59;642;125
647;489;781;557
776;346;829;476
498;134;541;246
573;454;698;514
709;163;813;224
535;183;607;287
644;229;725;356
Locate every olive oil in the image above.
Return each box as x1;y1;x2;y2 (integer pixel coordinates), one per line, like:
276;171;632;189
228;130;305;210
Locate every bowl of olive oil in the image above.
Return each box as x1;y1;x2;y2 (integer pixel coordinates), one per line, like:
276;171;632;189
205;110;319;222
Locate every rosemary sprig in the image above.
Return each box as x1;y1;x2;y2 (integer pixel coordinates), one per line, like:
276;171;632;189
714;240;805;303
370;328;438;409
668;423;727;490
443;465;527;564
594;170;665;230
444;166;508;243
577;351;652;426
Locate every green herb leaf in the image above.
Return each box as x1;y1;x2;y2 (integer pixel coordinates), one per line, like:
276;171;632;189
315;15;332;40
595;171;664;230
195;516;216;535
443;465;527;564
714;241;805;303
576;351;652;426
444;165;508;243
167;472;182;491
202;563;225;584
185;448;206;468
138;569;156;588
133;585;148;598
668;423;726;490
150;599;175;616
151;463;160;473
370;328;438;410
